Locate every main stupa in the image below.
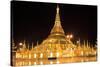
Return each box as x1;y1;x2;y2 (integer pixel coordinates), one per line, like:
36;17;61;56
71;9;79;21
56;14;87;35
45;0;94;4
35;5;76;58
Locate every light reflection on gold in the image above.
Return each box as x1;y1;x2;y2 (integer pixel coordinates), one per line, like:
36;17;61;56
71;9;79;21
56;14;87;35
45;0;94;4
56;60;60;64
56;52;59;57
50;61;53;64
40;53;43;58
34;62;37;65
34;53;37;58
40;61;43;65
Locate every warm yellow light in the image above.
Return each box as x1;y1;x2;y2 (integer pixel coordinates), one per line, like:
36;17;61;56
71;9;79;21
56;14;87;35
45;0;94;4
50;61;53;64
70;34;73;38
40;61;43;65
81;59;84;62
29;54;31;59
66;34;73;39
77;41;79;44
66;35;70;38
81;51;84;56
94;51;96;55
34;53;37;58
16;53;22;58
29;61;31;65
56;52;59;57
56;60;60;64
19;62;23;66
19;43;23;46
40;53;43;58
50;52;53;57
34;62;37;65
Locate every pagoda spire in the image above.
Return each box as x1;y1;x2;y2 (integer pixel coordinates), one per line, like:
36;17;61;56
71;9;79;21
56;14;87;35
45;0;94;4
12;39;15;48
12;39;17;52
32;42;34;49
37;41;39;46
86;40;89;48
28;43;30;50
50;5;64;34
23;40;26;49
78;38;81;47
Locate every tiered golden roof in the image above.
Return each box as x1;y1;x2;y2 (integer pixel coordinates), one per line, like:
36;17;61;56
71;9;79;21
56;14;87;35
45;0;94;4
41;5;75;49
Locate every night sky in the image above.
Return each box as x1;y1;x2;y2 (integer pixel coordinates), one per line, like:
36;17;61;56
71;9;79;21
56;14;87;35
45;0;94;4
11;1;97;46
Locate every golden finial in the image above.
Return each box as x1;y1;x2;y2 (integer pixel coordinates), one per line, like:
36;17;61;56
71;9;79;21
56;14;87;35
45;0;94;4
32;42;34;49
57;4;59;14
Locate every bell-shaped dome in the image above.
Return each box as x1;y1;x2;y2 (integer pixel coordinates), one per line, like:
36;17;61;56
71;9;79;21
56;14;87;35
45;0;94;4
41;5;68;46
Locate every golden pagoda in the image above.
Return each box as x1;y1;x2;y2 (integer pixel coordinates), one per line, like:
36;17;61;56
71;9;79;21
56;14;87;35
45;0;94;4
34;5;76;58
13;5;97;66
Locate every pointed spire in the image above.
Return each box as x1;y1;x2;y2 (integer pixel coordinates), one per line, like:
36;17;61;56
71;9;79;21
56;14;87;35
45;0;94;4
56;4;60;22
28;43;30;50
78;38;81;47
23;40;25;45
57;5;59;13
32;42;34;49
23;40;26;49
83;40;85;45
37;41;39;46
83;40;86;47
91;44;93;50
12;39;17;52
86;40;89;48
50;4;64;34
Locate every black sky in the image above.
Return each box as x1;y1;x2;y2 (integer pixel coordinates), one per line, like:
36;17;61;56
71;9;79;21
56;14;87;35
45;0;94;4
11;1;97;45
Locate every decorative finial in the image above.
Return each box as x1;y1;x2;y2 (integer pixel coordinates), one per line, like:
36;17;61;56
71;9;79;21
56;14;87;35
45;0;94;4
28;43;29;49
50;4;64;34
32;42;34;48
87;40;88;48
23;40;26;49
37;41;38;46
57;4;59;14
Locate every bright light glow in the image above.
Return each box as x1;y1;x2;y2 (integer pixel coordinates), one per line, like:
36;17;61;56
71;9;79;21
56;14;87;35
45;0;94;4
56;52;59;57
94;51;96;55
70;34;73;38
40;53;43;58
77;41;79;44
66;34;73;39
29;61;31;65
19;43;23;46
56;60;60;64
81;51;84;56
50;61;53;64
66;35;69;38
20;62;22;66
34;53;37;58
16;53;22;58
49;39;53;42
29;54;31;59
40;61;43;65
50;52;53;57
70;48;73;51
34;62;37;65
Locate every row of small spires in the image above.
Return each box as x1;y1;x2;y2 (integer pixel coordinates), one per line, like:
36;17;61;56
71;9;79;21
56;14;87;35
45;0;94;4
12;39;97;51
12;40;39;50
